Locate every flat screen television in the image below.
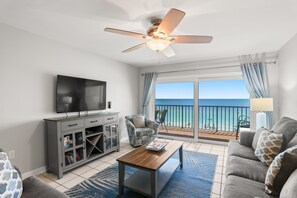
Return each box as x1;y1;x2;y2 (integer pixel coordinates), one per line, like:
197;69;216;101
56;75;106;113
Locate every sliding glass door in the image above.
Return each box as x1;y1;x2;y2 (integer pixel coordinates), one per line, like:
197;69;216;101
198;79;250;141
155;82;194;138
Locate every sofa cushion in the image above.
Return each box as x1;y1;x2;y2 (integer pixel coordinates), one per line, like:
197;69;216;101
228;140;259;161
265;145;297;196
239;131;256;147
255;129;283;166
226;156;268;183
280;169;297;198
223;175;277;198
0;151;23;198
287;133;297;148
272;117;297;151
22;176;68;198
252;127;266;150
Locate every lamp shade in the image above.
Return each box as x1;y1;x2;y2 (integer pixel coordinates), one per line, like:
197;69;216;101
146;39;170;52
250;98;273;112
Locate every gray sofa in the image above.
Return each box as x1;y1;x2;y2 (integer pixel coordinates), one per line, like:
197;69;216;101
0;148;68;198
223;117;297;198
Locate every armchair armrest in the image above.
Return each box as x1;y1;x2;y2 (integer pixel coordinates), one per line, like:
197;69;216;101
239;131;256;147
145;119;159;134
125;120;136;135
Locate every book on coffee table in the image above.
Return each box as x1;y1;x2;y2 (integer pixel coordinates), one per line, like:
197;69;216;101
146;140;168;151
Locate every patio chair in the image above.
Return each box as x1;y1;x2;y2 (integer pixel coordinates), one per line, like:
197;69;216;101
235;116;250;139
125;114;159;147
156;110;168;132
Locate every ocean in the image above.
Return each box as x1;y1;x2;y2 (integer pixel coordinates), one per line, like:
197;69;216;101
155;99;250;106
155;99;250;131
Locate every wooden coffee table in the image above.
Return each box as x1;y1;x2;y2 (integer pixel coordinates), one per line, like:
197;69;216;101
117;140;183;198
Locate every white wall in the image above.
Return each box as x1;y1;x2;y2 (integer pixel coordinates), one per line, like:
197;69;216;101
0;23;139;175
278;33;297;119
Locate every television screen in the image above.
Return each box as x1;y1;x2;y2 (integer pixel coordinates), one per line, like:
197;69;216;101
56;75;106;113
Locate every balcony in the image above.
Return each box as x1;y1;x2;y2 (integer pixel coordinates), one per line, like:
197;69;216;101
155;104;250;141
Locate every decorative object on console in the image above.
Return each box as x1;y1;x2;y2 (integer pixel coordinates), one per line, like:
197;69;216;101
0;151;23;198
265;145;297;196
254;128;283;166
250;98;273;130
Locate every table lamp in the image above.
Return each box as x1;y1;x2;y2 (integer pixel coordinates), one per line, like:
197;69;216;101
250;98;273;129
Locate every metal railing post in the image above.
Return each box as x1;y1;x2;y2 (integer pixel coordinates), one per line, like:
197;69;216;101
216;106;219;132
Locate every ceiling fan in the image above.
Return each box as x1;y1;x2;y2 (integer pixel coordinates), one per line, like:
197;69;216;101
104;8;213;57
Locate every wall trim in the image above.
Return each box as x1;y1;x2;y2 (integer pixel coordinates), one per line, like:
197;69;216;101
22;166;46;179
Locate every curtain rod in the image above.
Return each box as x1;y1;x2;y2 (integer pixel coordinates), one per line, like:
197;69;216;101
141;60;277;76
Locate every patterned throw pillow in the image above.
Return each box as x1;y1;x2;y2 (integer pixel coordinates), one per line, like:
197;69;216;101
254;129;283;166
265;145;297;196
0;152;23;198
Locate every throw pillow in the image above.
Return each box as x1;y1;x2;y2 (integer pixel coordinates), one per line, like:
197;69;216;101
252;127;266;150
254;129;283;166
133;115;146;128
287;133;297;148
265;145;297;196
0;152;23;198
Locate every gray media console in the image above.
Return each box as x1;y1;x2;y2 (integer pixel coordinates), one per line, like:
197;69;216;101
44;112;120;179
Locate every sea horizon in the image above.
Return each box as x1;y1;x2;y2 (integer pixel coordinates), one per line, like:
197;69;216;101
156;98;250;107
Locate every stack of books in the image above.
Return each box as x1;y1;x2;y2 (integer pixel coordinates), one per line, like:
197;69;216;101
146;139;168;151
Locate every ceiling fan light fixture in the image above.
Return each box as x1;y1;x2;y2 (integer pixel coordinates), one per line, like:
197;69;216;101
146;39;171;52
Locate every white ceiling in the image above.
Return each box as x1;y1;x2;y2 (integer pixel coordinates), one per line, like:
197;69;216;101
1;0;297;67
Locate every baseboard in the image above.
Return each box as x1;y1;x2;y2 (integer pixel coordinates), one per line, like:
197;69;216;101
22;166;46;179
120;137;129;143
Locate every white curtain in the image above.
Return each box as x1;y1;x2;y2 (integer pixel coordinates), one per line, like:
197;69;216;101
240;53;273;128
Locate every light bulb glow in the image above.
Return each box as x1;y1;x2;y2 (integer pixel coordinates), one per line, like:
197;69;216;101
146;39;170;52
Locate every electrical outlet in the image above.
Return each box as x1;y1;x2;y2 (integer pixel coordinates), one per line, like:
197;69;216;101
8;150;15;159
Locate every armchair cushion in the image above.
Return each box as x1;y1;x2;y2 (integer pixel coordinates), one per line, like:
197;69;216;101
133;115;146;128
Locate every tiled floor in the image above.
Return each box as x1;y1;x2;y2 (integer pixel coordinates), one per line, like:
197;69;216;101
38;140;228;198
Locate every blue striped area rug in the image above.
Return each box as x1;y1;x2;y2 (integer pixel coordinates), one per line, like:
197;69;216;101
65;151;217;198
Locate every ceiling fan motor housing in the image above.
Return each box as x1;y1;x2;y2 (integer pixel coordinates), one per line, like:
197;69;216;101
147;19;163;37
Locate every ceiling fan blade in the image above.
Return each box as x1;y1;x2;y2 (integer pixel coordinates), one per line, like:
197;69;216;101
170;35;213;43
157;8;185;36
104;27;149;39
162;46;175;57
122;43;146;53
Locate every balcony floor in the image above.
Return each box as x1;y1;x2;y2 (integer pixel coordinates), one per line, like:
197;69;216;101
158;127;237;141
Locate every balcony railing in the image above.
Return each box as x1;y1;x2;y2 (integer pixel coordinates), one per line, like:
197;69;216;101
155;105;250;132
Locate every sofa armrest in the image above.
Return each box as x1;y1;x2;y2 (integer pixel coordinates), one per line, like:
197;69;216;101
22;176;68;198
239;131;256;147
145;119;159;134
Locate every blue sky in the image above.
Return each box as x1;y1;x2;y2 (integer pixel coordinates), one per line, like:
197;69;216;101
155;80;250;99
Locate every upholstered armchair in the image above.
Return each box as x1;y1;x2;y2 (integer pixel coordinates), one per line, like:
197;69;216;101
125;115;159;147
